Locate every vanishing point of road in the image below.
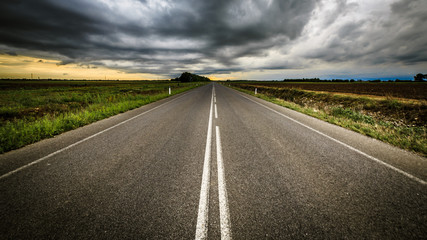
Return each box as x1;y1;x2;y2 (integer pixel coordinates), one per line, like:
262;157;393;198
1;83;426;239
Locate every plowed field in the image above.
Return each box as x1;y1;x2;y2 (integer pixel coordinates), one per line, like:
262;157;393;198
242;82;427;100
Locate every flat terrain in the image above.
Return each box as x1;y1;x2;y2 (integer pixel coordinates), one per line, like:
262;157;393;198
0;80;195;122
1;83;426;239
239;81;427;100
229;81;427;156
0;80;200;153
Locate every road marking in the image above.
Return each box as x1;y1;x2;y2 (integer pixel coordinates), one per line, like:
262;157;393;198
238;92;427;185
214;97;217;103
216;126;232;240
195;85;214;240
0;89;196;180
215;104;218;119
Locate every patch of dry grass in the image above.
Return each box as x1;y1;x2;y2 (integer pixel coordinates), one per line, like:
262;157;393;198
0;80;203;153
228;83;426;156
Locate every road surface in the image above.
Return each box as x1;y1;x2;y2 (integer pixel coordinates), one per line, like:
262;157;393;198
1;83;426;239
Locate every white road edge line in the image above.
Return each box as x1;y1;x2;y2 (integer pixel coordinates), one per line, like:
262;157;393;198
195;85;214;240
216;126;232;240
238;92;427;185
0;90;195;180
215;104;218;119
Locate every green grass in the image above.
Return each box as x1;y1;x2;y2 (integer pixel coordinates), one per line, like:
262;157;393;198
0;80;204;153
227;84;427;157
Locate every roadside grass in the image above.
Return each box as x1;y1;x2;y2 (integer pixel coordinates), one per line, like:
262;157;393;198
227;84;427;157
0;80;204;153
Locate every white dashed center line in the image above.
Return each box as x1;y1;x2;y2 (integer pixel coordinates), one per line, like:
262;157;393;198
195;86;214;240
216;126;232;240
195;85;232;239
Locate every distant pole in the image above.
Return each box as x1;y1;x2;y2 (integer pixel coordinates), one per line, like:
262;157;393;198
255;88;257;95
169;86;171;95
31;73;33;79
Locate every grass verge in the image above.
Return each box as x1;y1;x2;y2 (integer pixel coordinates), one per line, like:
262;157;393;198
0;81;204;153
227;84;426;157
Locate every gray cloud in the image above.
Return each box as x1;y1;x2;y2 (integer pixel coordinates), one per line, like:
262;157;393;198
1;0;426;79
0;0;316;76
387;0;427;63
302;0;427;66
6;51;18;56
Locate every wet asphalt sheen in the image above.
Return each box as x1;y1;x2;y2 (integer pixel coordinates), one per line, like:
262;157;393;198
1;83;426;239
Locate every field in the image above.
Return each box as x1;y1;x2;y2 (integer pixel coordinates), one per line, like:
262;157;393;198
245;82;427;100
227;81;427;156
0;80;203;153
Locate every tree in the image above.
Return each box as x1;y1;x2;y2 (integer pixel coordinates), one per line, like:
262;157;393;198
414;73;426;82
171;72;210;82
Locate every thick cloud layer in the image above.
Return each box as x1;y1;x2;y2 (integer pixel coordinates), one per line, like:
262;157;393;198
1;0;426;78
299;0;427;65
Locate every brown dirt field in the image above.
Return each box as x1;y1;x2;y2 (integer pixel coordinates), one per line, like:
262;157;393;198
246;82;427;100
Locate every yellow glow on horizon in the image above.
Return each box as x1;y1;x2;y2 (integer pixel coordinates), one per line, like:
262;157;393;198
0;54;163;80
206;71;250;81
0;54;266;81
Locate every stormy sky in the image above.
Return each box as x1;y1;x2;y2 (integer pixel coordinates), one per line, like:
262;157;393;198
1;0;426;80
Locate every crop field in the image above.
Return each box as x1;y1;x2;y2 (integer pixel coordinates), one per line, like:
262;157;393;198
235;81;427;100
0;80;203;153
228;81;427;156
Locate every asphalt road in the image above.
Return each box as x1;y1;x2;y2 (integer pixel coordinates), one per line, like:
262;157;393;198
1;83;426;239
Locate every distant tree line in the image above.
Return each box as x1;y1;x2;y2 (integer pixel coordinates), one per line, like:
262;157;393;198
414;73;427;82
283;78;359;82
281;74;427;82
171;72;210;82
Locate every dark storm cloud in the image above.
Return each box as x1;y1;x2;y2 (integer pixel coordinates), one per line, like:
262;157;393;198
303;0;427;65
154;0;314;46
0;0;317;76
6;52;18;56
386;0;427;63
0;1;102;54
